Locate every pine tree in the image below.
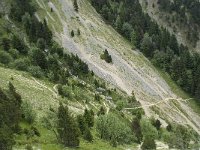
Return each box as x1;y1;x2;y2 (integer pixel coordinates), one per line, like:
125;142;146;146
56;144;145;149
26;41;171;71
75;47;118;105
0;83;22;150
43;19;52;44
140;33;154;58
73;0;79;12
1;37;11;51
130;30;137;47
154;119;161;130
31;47;47;69
115;15;122;31
71;30;75;37
57;103;80;147
84;109;94;128
77;29;81;36
77;115;87;134
97;106;106;116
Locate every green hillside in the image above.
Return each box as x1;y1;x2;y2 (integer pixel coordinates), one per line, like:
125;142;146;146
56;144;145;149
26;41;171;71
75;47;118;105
0;0;200;150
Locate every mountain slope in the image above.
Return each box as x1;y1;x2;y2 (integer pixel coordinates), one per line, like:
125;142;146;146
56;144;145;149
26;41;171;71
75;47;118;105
139;0;200;53
35;0;200;134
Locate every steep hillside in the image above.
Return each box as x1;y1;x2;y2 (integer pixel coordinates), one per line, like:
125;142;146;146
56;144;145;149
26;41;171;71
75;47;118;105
0;0;200;149
35;0;200;134
0;67;137;150
139;0;200;53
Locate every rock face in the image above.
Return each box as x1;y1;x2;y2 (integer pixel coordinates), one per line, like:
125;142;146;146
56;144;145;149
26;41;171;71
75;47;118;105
36;0;200;134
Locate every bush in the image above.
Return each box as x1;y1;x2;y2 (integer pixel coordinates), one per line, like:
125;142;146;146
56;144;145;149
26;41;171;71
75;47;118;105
61;85;70;97
31;126;40;137
11;35;28;55
83;127;93;142
116;100;126;111
140;118;158;139
13;58;31;71
71;30;75;37
0;50;13;64
141;136;156;150
26;144;33;150
167;125;191;149
21;101;36;124
1;37;11;51
8;48;19;59
96;114;134;146
100;49;112;63
28;66;44;78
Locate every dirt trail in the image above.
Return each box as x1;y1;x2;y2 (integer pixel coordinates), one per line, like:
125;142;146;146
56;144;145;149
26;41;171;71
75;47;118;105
124;98;191;110
32;77;58;98
36;0;200;134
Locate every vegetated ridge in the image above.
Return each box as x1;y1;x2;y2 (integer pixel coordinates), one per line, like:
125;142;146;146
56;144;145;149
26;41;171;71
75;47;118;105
36;0;200;134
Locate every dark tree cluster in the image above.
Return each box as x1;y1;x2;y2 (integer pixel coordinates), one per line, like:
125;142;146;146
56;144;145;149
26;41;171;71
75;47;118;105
73;0;79;12
77;109;94;142
0;83;22;150
157;0;200;46
91;0;200;102
57;103;80;147
100;49;112;63
0;0;89;85
9;0;35;22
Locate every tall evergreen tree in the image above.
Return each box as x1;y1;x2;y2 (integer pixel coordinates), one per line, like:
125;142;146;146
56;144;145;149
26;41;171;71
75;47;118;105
1;37;10;51
57;103;80;147
74;0;79;12
77;115;87;134
0;83;22;150
84;109;94;128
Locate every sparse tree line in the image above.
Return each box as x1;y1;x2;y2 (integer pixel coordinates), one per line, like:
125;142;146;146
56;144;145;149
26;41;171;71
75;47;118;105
0;0;89;82
157;0;200;47
1;82;199;149
0;83;22;150
90;0;200;101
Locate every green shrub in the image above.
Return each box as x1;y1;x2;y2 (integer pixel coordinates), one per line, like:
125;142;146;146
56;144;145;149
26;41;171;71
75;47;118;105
140;118;158;139
21;101;36;124
71;30;75;37
100;49;112;63
0;51;13;64
83;127;93;142
116;100;126;111
13;58;31;71
25;144;33;150
28;66;44;78
8;48;19;59
141;136;156;150
96;114;134;146
1;37;11;51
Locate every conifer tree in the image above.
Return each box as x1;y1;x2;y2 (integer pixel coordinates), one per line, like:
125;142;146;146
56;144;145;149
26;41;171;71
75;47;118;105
71;30;75;37
1;37;10;51
84;109;94;128
73;0;79;12
57;103;80;147
77;115;87;134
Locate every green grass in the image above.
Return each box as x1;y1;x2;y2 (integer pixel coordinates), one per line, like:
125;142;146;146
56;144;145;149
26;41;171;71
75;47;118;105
14;121;137;150
0;66;137;149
